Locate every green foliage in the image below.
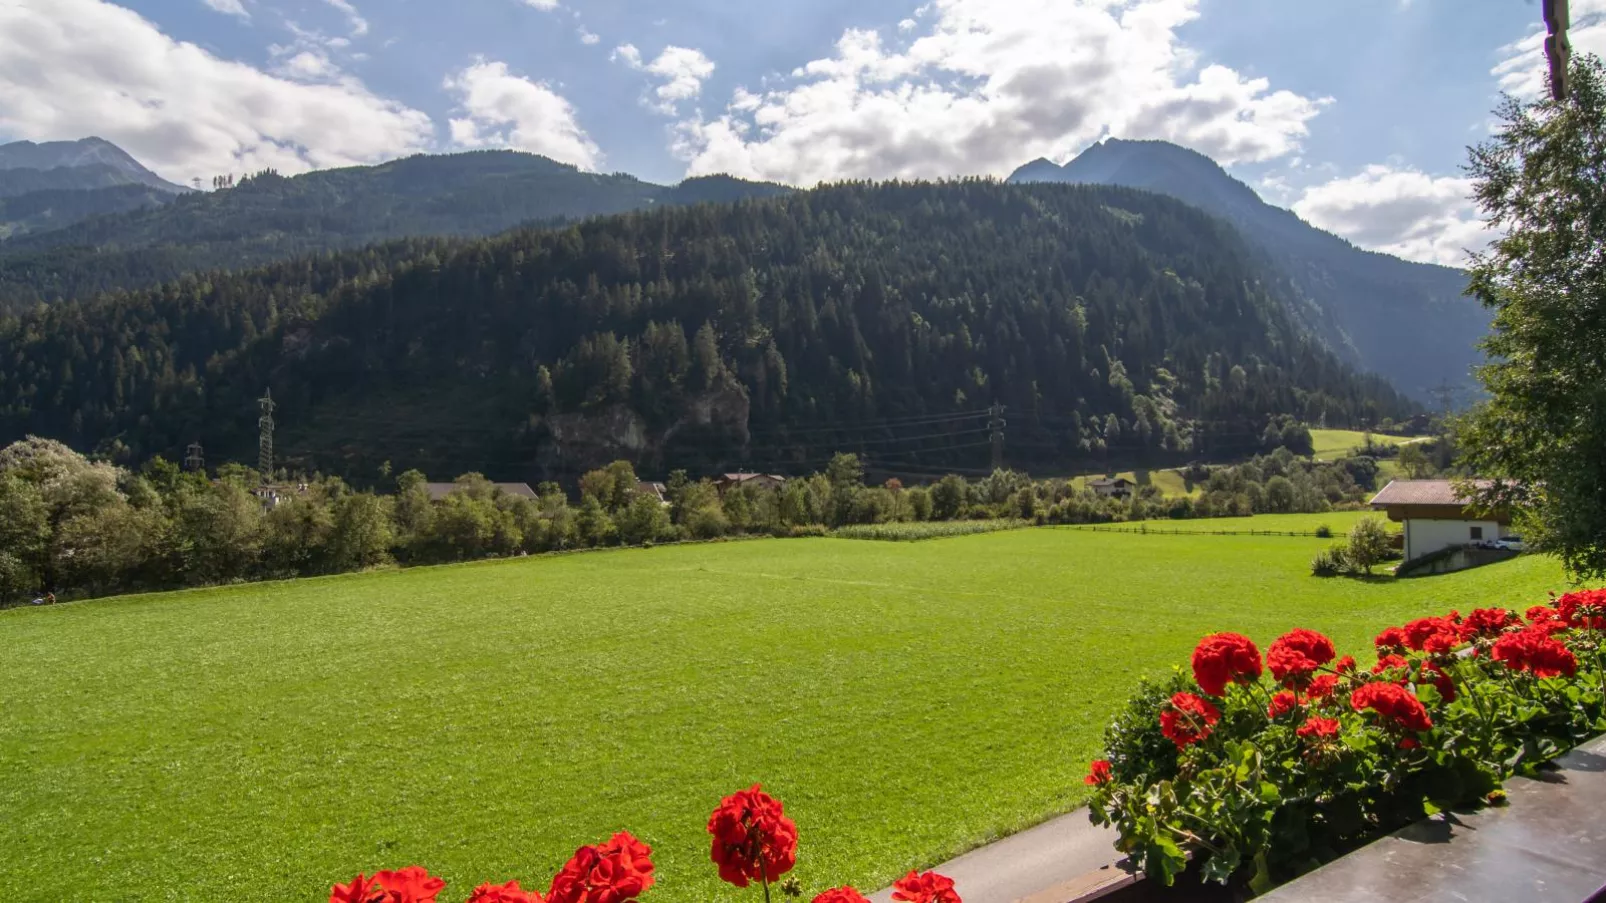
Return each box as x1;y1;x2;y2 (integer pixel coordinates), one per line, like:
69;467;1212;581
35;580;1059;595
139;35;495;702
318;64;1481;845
830;519;1026;541
1462;54;1606;580
1309;546;1344;577
1344;517;1393;574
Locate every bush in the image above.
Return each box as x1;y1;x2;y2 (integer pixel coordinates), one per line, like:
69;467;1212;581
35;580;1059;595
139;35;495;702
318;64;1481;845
1345;516;1393;573
1314;523;1333;539
1085;591;1606;892
1310;545;1344;577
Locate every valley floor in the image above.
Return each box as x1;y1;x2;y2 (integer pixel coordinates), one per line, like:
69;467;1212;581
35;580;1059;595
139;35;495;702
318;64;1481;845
0;523;1570;901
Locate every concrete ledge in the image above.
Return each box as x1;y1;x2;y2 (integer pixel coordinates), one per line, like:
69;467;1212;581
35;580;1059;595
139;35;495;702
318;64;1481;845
1258;733;1606;902
867;810;1123;903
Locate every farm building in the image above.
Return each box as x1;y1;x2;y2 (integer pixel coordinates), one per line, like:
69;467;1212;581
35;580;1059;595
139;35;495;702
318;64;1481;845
423;482;539;502
1088;477;1135;499
715;473;787;493
1368;479;1512;562
636;481;669;504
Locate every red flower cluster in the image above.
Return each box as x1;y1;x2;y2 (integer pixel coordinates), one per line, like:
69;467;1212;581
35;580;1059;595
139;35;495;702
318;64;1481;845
1374;626;1406;652
1492;627;1579;678
1190;632;1263;697
1267;690;1299;719
1350;682;1432;733
1458;608;1519;640
1556;589;1606;630
1333;655;1357;674
1371;654;1409;682
1296;717;1340;741
891;870;961;903
1307;674;1340;700
1401;617;1462;654
1526;604;1568;635
548;832;656;903
1160;692;1221;749
1419;661;1457;702
707;784;799;888
332;867;449;903
813;889;871;903
1085;759;1113;786
1267;629;1336;686
468;882;544;903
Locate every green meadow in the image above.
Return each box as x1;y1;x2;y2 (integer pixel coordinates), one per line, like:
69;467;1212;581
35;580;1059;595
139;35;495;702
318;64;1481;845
0;525;1574;901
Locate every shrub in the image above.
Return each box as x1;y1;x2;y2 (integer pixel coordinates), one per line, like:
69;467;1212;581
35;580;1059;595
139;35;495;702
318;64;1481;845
1314;523;1333;539
1085;593;1606;892
1310;545;1344;577
1345;516;1392;573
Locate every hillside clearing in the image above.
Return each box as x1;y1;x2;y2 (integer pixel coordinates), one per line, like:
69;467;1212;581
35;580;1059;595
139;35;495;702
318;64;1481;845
0;529;1568;901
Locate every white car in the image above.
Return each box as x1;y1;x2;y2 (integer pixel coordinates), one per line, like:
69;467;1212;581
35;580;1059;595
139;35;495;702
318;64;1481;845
1492;536;1525;552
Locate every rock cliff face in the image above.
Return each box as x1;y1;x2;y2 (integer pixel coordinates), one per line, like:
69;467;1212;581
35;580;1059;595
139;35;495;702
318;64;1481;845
536;384;751;474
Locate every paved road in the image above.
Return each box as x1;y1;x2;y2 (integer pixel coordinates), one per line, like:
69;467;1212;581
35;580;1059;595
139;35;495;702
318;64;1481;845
867;809;1121;903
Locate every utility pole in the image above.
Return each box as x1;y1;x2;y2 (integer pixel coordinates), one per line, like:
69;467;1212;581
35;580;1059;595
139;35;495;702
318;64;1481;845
988;403;1007;471
1545;0;1572;101
184;441;205;473
257;389;275;483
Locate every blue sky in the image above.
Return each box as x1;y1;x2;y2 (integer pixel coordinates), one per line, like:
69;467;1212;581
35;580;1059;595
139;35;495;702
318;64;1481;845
0;0;1595;266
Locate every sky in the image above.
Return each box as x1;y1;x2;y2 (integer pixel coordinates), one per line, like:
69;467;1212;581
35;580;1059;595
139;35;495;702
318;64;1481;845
0;0;1596;268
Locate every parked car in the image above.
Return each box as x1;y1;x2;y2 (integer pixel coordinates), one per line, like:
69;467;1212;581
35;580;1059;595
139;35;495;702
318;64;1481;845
1492;535;1525;552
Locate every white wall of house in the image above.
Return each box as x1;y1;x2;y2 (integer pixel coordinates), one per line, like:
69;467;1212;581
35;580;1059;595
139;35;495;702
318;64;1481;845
1404;519;1504;561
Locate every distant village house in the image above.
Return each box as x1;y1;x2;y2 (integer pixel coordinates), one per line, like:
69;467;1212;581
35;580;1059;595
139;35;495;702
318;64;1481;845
636;481;669;505
714;472;788;493
1368;479;1513;562
1088;476;1135;500
424;482;538;502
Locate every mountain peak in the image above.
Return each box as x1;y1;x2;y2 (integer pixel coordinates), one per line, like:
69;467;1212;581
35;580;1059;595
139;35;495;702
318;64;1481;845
0;136;186;193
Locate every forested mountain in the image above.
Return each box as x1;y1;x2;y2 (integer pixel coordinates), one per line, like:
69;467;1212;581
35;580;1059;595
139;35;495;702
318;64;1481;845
0;184;177;240
0;150;788;307
1009;139;1486;401
0;180;1414;483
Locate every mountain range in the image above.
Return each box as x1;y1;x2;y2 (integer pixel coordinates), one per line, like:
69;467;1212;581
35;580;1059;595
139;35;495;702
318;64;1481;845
1009;139;1486;401
0;135;1471;478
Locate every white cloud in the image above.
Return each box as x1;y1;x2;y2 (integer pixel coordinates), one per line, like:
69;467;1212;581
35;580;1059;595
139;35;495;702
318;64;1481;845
614;44;716;114
578;26;600;45
673;0;1328;186
520;0;561;9
1492;0;1606;98
202;0;249;19
276;49;339;82
1292;165;1495;267
0;0;434;182
444;60;602;170
321;0;368;36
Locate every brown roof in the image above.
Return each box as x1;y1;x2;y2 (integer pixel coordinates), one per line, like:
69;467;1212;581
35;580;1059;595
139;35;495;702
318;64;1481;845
424;481;538;501
1368;480;1493;507
719;473;785;483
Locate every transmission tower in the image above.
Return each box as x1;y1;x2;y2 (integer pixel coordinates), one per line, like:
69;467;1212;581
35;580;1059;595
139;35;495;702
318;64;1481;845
988;404;1007;470
257;389;275;482
1427;380;1461;419
183;441;205;472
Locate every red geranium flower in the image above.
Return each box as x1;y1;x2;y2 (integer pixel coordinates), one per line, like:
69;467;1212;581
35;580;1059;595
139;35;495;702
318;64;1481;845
1492;627;1579;678
468;881;545;903
1267;629;1336;686
1190;632;1263;697
1419;660;1457;702
708;784;799;888
1307;674;1340;700
1333;655;1357;674
1296;716;1340;740
1526;605;1568;635
1084;759;1113;786
373;867;447;903
1374;626;1407;652
813;888;871;903
1459;608;1519;640
1267;690;1299;719
891;870;961;903
1371;654;1409;683
332;874;381;903
1350;682;1433;733
1159;692;1220;750
1556;589;1606;630
548;832;656;903
1401;617;1461;654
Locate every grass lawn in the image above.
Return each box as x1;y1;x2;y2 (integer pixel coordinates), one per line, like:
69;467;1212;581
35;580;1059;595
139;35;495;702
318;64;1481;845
0;531;1576;902
1309;429;1427;461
